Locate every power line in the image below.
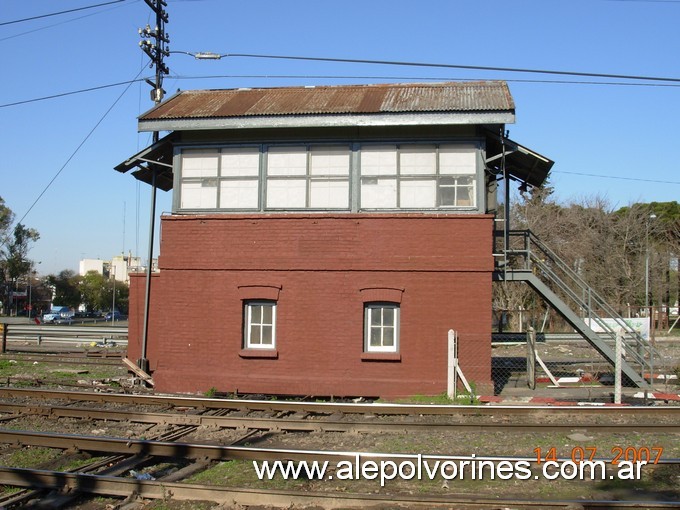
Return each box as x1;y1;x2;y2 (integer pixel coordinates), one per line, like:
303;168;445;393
0;2;134;43
181;51;680;84
0;79;146;108
5;71;680;110
17;66;146;226
0;0;127;26
553;170;680;185
169;73;680;88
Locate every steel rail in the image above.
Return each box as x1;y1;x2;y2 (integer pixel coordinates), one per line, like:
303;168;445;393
0;422;199;508
0;353;122;366
0;387;678;418
1;466;661;510
1;402;678;434
1;429;679;466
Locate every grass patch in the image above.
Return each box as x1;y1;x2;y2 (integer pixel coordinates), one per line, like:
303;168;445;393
6;446;60;468
387;391;480;405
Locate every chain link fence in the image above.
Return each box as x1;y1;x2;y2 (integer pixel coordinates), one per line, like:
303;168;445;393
491;308;680;398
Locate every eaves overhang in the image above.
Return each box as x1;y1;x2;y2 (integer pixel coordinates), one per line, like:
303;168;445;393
114;133;176;192
138;111;515;132
485;130;554;188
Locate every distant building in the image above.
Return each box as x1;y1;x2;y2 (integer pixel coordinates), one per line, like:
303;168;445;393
79;254;154;284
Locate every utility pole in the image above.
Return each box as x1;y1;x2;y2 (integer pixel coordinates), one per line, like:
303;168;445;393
138;0;169;373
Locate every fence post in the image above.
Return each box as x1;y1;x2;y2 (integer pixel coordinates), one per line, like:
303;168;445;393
447;329;458;400
527;327;536;390
614;330;622;404
1;323;6;354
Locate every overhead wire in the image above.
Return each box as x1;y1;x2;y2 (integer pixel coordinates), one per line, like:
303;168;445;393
0;1;134;42
193;52;680;84
5;71;680;110
552;170;680;185
17;65;147;225
0;0;128;26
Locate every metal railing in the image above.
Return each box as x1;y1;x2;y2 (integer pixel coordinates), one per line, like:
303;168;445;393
500;229;656;380
2;325;128;347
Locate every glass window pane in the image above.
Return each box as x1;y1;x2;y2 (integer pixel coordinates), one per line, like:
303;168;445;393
181;150;219;178
439;145;476;175
251;305;261;323
456;185;475;207
267;147;307;176
400;146;436;175
266;179;306;208
310;180;349;209
383;307;394;325
439;186;457;207
261;325;272;344
250;325;261;344
180;181;217;209
383;327;394;347
220;180;258;209
262;304;273;324
360;146;397;176
310;146;350;176
370;308;381;326
400;179;436;208
221;148;260;177
370;327;382;346
360;178;397;208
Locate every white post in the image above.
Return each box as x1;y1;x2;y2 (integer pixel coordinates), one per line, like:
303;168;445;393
447;329;457;400
614;330;623;404
112;266;116;324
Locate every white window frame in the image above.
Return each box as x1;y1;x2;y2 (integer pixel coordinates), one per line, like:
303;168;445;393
359;144;477;210
364;303;399;353
265;145;351;210
244;301;277;349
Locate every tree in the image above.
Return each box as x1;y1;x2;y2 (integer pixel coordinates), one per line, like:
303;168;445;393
4;223;40;282
80;271;110;312
0;200;40;315
45;270;81;309
0;197;12;247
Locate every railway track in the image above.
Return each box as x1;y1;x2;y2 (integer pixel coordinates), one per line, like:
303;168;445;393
3;465;676;510
0;387;678;509
0;428;677;509
0;396;678;433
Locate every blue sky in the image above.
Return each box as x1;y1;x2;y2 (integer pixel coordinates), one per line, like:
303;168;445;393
2;0;679;275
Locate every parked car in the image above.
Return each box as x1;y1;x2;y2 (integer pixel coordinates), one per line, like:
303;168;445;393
105;311;123;321
54;316;73;325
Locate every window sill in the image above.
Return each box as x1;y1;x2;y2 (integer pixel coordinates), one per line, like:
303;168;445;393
361;352;401;362
239;349;279;359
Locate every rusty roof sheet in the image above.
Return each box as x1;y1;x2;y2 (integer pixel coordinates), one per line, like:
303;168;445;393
140;81;514;121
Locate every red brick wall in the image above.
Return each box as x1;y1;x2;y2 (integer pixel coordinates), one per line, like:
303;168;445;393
128;213;494;397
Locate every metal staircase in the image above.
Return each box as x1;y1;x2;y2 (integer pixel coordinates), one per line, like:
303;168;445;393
494;230;655;389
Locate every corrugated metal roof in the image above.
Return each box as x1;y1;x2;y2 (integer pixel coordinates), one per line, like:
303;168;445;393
140;81;514;121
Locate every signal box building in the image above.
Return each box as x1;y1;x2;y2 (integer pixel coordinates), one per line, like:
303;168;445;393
116;81;552;397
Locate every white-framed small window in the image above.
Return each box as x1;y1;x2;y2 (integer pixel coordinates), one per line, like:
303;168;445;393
364;303;399;353
244;301;276;349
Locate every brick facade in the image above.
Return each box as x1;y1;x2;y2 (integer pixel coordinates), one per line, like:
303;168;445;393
128;213;494;397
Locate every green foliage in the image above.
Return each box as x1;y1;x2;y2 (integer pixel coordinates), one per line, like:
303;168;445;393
204;386;218;398
7;446;60;468
45;270;81;309
3;224;39;281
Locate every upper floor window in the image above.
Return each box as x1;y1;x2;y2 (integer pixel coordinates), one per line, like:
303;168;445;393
266;146;350;209
177;143;477;212
180;148;260;210
360;144;476;209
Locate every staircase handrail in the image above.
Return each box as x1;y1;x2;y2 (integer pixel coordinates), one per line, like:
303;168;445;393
502;230;655;366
